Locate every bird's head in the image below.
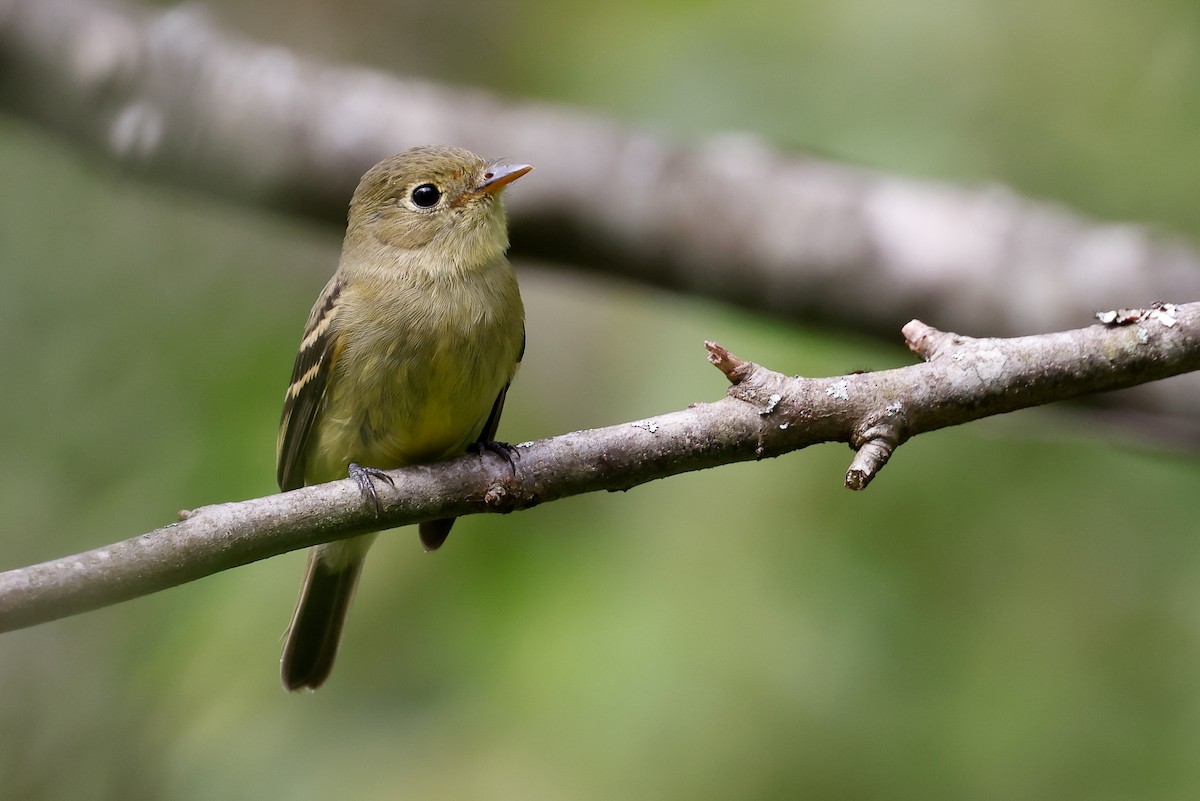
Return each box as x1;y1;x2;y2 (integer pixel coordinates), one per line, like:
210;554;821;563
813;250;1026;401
347;145;532;267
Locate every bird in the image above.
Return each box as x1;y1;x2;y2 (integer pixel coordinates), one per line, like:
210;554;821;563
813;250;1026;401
276;145;530;690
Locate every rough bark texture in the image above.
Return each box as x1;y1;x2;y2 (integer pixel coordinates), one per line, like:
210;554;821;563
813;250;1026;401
2;303;1197;632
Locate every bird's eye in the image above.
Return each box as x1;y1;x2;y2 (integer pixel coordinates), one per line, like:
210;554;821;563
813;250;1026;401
410;183;442;208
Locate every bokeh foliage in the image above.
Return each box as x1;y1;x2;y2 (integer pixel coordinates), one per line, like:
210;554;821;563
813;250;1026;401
3;0;1200;798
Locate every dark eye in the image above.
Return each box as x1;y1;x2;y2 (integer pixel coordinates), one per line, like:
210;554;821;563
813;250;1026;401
410;183;441;208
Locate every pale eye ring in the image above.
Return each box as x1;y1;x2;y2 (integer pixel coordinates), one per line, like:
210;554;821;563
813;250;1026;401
410;183;442;208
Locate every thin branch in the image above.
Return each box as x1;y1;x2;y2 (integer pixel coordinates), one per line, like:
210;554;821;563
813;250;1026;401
2;302;1197;633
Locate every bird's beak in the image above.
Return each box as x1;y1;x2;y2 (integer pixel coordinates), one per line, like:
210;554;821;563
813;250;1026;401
477;162;533;195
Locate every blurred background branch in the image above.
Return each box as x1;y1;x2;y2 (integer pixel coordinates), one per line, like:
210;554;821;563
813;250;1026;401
4;0;1200;443
4;0;1200;798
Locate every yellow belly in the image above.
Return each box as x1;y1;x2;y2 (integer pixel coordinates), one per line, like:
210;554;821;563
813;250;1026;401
303;267;523;484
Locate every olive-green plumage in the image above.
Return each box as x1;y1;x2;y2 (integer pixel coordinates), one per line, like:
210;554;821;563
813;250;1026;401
277;146;529;691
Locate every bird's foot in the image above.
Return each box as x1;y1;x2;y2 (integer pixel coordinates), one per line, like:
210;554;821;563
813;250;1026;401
348;463;394;515
470;440;520;474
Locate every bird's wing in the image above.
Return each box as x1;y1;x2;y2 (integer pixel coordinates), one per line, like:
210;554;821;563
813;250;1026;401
474;328;524;446
277;275;344;491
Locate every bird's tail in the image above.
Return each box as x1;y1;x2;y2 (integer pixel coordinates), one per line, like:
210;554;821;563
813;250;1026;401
419;518;455;551
281;536;373;691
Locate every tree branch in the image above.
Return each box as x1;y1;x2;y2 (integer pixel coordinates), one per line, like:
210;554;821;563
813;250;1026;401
4;0;1200;338
5;0;1200;440
2;302;1197;632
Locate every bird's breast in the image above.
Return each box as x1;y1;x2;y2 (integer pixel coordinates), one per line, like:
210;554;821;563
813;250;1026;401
306;259;523;480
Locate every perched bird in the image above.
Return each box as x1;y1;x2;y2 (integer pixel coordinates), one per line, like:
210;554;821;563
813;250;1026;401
277;146;530;691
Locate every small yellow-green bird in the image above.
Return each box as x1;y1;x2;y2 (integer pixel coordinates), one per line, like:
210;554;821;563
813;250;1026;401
277;146;530;691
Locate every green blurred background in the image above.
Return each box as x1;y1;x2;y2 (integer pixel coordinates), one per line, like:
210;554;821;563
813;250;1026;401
4;0;1200;798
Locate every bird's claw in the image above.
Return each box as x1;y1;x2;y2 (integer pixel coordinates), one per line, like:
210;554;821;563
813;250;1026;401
470;440;520;475
348;462;394;515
